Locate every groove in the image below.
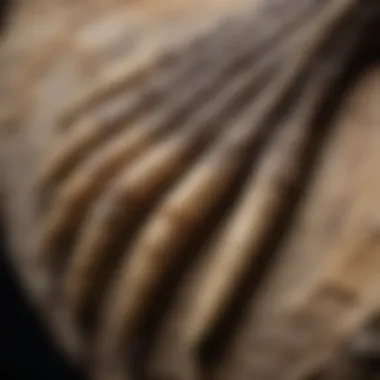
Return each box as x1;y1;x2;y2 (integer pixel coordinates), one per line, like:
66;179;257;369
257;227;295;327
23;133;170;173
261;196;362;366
36;0;326;204
203;10;372;380
98;49;320;379
138;5;364;380
37;41;278;274
63;15;338;330
37;1;325;282
64;61;281;333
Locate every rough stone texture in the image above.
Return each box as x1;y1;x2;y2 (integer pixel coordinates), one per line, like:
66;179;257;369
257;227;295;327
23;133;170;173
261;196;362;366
0;1;379;380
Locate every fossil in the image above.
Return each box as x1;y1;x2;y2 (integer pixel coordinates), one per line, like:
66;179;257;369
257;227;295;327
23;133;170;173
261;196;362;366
0;1;380;380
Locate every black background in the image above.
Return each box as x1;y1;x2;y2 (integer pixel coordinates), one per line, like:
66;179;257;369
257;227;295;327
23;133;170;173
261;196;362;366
0;225;86;380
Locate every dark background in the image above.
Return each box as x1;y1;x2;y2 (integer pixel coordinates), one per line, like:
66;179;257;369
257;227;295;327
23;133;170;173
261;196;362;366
0;1;84;379
0;224;86;380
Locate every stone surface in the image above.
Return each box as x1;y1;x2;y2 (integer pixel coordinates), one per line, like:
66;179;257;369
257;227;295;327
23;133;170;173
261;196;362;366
0;1;379;379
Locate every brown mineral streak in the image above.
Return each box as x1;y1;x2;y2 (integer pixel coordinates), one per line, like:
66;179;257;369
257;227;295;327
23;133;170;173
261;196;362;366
59;5;334;326
63;52;277;324
0;1;380;380
152;0;358;353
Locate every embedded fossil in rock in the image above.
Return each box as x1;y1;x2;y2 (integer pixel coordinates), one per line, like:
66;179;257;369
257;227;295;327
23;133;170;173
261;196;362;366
0;1;380;380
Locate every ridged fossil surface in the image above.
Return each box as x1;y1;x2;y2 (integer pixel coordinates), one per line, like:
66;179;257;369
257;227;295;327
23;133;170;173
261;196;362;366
1;1;380;380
